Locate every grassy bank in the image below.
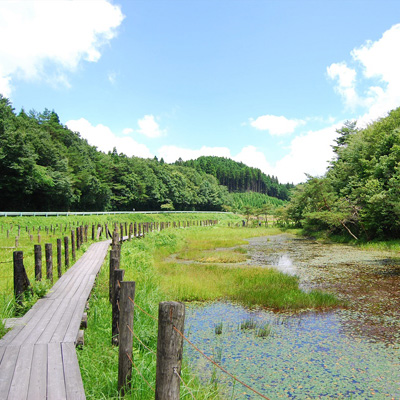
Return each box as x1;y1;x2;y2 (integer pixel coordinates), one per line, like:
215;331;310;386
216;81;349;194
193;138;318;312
78;224;338;398
0;213;239;336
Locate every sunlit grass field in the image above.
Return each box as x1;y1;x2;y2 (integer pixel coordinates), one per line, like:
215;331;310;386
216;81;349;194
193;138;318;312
0;213;239;333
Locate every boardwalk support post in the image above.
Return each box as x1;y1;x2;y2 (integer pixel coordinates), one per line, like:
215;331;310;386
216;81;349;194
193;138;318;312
34;244;42;281
112;269;125;345
118;281;136;396
64;236;69;270
13;251;32;306
109;248;120;302
57;238;62;278
155;301;185;400
45;243;53;283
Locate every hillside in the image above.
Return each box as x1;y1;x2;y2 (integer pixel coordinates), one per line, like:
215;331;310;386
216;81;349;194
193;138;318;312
0;96;286;212
180;156;293;200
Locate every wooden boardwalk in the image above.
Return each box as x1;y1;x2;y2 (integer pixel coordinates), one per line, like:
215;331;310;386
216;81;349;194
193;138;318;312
0;240;111;400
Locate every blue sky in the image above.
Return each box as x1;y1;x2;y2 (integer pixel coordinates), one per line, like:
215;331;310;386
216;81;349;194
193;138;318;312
1;0;400;184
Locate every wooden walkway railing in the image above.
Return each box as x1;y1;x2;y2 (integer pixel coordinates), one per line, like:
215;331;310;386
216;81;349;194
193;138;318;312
0;240;111;400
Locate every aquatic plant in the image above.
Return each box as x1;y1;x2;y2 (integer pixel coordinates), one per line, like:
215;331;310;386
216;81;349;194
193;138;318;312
256;323;272;338
214;321;223;335
240;318;258;330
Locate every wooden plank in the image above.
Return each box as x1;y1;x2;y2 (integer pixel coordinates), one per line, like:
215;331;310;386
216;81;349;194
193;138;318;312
0;346;6;362
62;342;85;400
28;344;47;400
13;299;62;346
36;299;70;345
63;279;95;344
47;342;66;400
8;343;34;400
0;298;49;346
0;240;112;399
50;297;81;343
0;345;19;397
49;267;91;302
2;299;54;347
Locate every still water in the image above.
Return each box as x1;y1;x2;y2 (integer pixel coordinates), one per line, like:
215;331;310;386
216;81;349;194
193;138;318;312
184;235;400;399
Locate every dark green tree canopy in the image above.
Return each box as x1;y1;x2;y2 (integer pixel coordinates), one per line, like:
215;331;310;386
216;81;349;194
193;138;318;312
0;96;288;212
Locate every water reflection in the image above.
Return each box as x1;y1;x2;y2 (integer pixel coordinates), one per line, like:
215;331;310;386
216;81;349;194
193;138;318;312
185;302;400;399
185;234;400;399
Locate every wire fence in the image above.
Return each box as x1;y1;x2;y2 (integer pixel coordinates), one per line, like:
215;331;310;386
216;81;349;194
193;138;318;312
128;297;271;400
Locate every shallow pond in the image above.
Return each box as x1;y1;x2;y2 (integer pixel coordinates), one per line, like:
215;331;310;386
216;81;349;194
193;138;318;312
184;234;400;399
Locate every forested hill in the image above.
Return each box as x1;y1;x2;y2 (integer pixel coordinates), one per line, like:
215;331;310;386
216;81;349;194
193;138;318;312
0;96;286;212
179;156;293;200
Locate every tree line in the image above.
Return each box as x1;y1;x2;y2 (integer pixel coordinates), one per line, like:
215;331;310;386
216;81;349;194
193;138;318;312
0;96;285;212
283;108;400;240
179;156;293;200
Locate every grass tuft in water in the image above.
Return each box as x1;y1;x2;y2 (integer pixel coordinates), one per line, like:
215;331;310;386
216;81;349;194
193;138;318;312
240;318;258;330
214;321;223;335
256;324;272;338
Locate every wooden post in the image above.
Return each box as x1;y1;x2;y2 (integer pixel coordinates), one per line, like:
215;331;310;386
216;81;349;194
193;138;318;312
13;251;32;306
15;236;19;248
76;227;80;250
45;243;53;283
57;238;62;278
71;230;76;261
112;269;125;346
96;226;102;240
128;223;133;241
92;224;95;241
112;230;120;249
109;248;120;302
64;236;70;270
155;301;185;400
134;222;137;238
34;244;42;281
118;281;135;395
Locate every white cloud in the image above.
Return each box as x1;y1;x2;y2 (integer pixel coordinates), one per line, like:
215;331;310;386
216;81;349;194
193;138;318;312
233;146;273;173
328;23;400;124
249;114;305;135
327;62;359;110
158;145;231;163
137;115;166;138
66;118;153;159
122;128;134;135
108;72;117;85
273;124;341;184
0;1;124;95
157;137;337;184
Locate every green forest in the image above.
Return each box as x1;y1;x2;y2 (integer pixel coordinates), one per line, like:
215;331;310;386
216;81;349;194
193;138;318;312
284;107;400;240
0;96;288;212
180;156;293;200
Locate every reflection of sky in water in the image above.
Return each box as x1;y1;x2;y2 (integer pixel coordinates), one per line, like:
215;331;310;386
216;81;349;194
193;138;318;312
273;254;296;275
185;302;400;399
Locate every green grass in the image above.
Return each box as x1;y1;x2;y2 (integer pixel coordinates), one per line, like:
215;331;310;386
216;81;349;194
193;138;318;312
0;217;338;399
78;225;221;399
177;248;248;263
0;213;238;335
155;226;338;310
